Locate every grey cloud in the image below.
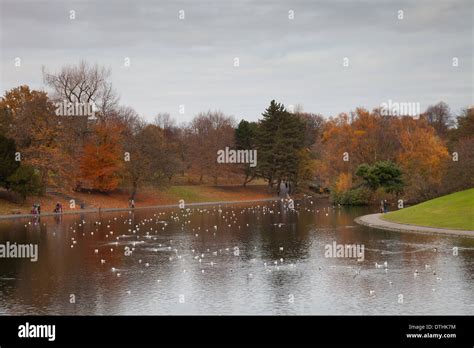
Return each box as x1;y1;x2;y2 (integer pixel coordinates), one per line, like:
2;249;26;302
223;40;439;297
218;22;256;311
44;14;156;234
1;0;472;122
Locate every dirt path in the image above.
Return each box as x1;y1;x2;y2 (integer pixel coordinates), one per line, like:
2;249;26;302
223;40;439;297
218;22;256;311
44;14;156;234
0;197;280;220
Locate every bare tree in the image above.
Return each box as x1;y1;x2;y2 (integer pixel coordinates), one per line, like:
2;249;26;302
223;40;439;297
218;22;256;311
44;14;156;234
188;111;236;185
43;60;119;118
421;102;454;138
154;113;176;130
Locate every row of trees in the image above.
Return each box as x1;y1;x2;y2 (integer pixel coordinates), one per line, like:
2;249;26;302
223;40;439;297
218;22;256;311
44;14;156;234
319;106;473;203
0;61;472;204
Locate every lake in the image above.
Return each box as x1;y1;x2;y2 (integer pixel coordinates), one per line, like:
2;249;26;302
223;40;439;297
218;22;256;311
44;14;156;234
0;198;472;315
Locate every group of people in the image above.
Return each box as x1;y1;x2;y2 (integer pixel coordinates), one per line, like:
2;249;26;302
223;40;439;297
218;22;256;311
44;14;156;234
29;202;63;215
278;181;292;199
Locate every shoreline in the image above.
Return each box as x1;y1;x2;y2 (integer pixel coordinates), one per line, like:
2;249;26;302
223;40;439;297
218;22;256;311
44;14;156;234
355;213;474;238
0;197;281;221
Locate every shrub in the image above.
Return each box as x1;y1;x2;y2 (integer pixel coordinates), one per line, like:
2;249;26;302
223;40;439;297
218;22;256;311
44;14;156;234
330;187;371;205
7;165;43;201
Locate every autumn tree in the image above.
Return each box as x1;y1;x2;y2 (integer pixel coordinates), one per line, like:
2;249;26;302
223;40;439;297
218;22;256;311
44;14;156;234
0;86;70;190
43;62;120;185
79;121;124;192
321;113;354;186
443;107;474;192
321;108;450;202
394;117;449;200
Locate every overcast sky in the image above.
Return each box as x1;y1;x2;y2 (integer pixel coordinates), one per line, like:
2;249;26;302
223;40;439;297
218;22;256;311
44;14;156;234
0;0;472;123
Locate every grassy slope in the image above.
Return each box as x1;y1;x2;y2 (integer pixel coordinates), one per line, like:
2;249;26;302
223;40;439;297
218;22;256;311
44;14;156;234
382;188;474;230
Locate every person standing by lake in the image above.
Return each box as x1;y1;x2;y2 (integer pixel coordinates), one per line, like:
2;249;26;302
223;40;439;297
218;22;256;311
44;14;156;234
54;202;63;214
383;199;388;213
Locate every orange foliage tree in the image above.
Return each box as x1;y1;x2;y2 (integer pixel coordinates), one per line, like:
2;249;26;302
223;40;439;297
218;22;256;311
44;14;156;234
394;117;449;199
79;122;124;192
0;85;72;190
321;109;449;201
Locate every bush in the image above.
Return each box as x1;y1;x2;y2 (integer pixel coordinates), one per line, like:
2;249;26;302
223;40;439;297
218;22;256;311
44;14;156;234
7;165;43;201
330;187;372;205
356;161;404;194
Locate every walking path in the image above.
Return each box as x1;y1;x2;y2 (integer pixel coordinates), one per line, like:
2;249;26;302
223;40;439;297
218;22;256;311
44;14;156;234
355;213;474;238
0;197;280;221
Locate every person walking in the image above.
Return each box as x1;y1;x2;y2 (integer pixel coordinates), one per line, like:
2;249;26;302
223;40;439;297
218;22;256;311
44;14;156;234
383;199;388;214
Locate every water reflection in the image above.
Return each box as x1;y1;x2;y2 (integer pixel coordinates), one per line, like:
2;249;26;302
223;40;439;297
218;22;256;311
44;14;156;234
0;199;472;315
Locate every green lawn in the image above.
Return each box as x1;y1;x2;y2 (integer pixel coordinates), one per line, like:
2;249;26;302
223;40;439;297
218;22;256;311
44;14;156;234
165;186;209;202
382;188;474;230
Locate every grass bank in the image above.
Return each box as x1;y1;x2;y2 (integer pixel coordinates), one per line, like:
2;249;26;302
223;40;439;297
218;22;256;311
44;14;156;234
382;188;474;230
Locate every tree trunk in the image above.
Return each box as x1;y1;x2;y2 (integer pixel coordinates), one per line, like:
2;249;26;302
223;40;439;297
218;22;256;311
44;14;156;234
130;181;138;200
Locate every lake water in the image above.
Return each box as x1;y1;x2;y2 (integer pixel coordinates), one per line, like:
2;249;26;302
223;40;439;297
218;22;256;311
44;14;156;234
0;199;472;315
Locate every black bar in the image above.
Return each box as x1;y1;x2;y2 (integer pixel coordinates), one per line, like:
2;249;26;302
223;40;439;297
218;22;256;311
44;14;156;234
0;315;472;346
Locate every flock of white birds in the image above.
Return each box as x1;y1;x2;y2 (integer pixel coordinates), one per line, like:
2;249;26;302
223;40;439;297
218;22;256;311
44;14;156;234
20;198;457;310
